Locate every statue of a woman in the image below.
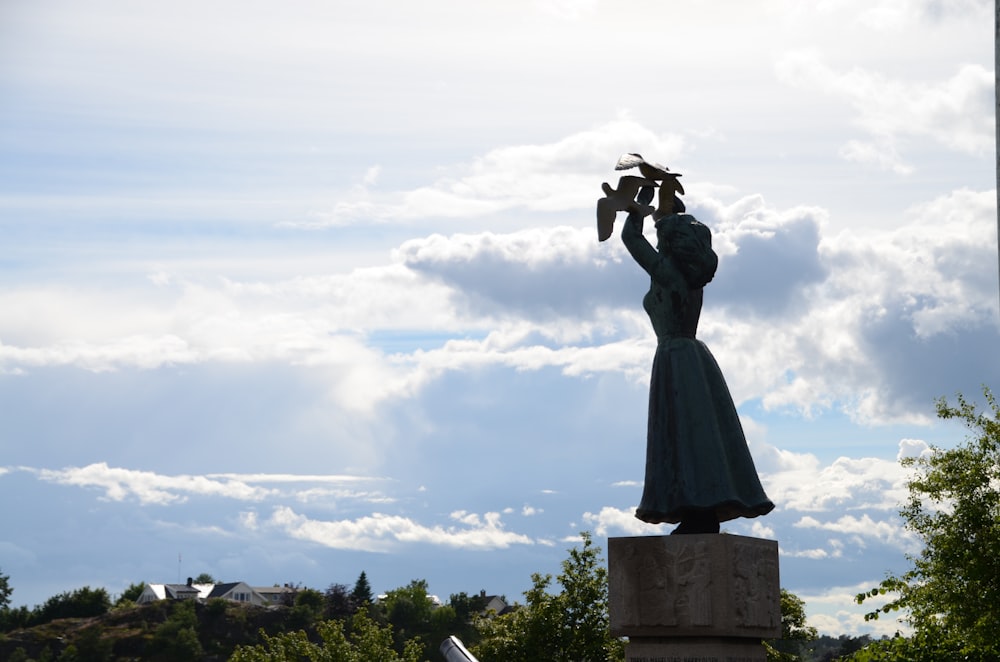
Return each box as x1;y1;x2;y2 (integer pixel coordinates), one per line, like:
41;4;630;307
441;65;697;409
618;181;774;534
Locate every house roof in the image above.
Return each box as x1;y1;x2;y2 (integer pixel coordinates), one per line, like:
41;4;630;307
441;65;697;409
207;582;243;599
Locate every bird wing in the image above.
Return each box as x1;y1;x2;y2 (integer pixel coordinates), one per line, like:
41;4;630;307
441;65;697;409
613;175;657;198
614;153;645;171
616;153;679;182
596;198;616;241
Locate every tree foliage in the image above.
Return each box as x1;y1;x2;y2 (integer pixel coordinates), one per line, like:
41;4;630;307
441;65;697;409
350;571;373;607
853;387;1000;661
229;606;422;662
766;589;818;661
0;568;11;611
151;599;204;660
115;582;146;607
473;532;623;662
34;586;111;625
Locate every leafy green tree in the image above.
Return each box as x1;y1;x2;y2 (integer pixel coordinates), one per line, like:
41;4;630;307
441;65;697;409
0;568;11;611
382;579;436;657
0;604;32;632
853;387;1000;661
32;587;111;625
324;583;356;621
193;572;217;584
473;532;623;662
447;591;489;645
151;599;204;660
115;581;146;607
229;606;422;662
766;589;818;661
350;571;373;607
288;588;326;630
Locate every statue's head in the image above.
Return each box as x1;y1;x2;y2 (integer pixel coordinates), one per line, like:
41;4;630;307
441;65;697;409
655;215;718;288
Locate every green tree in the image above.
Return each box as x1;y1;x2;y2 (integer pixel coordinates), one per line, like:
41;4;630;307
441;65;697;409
447;591;489;645
0;568;11;611
853;387;1000;661
382;579;436;657
766;589;818;661
115;581;146;607
325;583;356;621
473;532;623;662
193;572;217;584
32;587;111;625
229;606;422;662
288;588;326;630
350;571;373;607
151;599;204;660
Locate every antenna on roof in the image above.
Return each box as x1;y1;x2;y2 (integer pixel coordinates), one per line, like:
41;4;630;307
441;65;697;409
177;552;182;584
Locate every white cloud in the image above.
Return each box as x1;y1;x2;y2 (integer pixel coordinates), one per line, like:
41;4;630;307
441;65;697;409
896;438;932;461
25;464;394;506
796;579;914;637
267;507;535;552
582;506;668;537
239;511;259;530
776;52;993;168
31;463;274;505
763;451;909;513
781;545;838;560
795;514;917;551
0;128;995;425
303;118;685;227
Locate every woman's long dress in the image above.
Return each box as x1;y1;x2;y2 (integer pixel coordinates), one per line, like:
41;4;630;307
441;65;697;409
622;213;774;525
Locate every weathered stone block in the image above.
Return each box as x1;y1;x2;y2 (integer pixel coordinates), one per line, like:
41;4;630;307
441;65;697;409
624;636;767;662
609;534;780;639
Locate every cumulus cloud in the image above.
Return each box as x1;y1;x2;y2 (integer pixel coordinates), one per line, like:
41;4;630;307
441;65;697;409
396;225;650;322
799;581;911;637
30;463;274;505
304;117;685;227
795;514;916;551
582;506;667;536
776;52;992;169
762;451;908;513
3;185;995;424
697;195;828;314
267;506;535;552
0;132;995;424
26;464;387;506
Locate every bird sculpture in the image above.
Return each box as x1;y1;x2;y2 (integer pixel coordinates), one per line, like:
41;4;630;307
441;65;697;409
596;154;686;241
615;153;684;192
596;175;656;242
614;153;685;222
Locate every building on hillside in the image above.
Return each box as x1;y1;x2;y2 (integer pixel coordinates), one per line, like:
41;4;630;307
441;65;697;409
205;582;266;605
136;581;208;604
481;594;511;616
254;584;298;605
135;578;267;606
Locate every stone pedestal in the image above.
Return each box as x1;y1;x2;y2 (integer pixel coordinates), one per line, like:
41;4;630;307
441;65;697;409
609;534;780;662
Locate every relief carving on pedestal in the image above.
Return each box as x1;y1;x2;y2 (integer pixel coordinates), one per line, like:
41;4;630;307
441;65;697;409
620;540;713;628
733;541;779;629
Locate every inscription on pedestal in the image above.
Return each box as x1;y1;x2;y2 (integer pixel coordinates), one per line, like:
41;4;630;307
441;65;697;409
609;534;780;639
624;636;769;662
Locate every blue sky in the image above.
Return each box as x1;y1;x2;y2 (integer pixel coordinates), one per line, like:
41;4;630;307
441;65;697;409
2;0;999;637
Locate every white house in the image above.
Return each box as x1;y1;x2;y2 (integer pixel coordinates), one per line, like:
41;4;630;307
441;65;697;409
136;579;267;606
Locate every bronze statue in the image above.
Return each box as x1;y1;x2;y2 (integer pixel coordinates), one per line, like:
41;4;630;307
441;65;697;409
599;155;774;534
